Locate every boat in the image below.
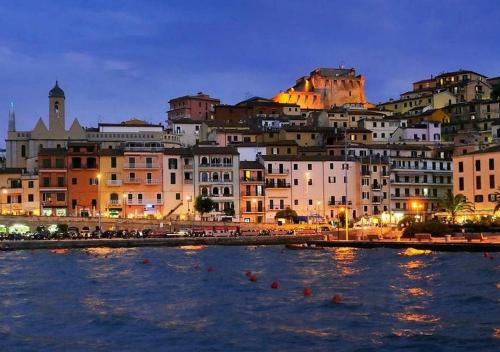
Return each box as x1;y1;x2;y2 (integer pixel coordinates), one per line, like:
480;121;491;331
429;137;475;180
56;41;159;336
180;245;205;251
285;243;324;250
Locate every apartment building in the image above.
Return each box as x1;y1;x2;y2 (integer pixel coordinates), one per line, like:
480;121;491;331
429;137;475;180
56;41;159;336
122;142;164;218
67;143;100;217
162;148;195;219
239;161;265;223
260;155;360;223
193;146;240;220
453;145;500;216
38;148;68;216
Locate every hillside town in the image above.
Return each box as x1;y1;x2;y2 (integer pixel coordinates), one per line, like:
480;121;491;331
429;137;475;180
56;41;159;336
1;67;500;226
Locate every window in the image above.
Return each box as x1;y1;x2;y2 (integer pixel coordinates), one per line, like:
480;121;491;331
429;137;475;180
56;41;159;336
294;179;298;186
170;173;176;184
330;163;334;170
293;164;298;170
475;160;481;171
476;176;481;190
21;145;26;157
458;161;463;173
169;158;178;169
111;157;117;168
489;158;494;170
57;177;65;187
490;175;495;189
72;177;77;185
55;158;64;168
474;195;483;203
308;179;312;186
175;193;180;200
307;164;312;170
28;194;34;202
28;181;34;188
56;193;65;202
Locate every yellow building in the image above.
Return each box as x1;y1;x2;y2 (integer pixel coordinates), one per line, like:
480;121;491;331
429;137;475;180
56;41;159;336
453;145;500;216
98;149;126;218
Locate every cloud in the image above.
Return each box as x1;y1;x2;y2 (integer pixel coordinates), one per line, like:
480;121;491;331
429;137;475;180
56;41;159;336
63;51;137;76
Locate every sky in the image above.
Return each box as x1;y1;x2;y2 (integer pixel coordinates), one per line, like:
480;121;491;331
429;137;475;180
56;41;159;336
1;0;499;146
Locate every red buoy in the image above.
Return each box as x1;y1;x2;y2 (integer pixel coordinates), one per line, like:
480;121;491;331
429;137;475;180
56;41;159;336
249;273;258;282
143;258;150;265
207;266;214;272
303;287;312;296
331;294;342;304
271;280;279;289
245;271;252;278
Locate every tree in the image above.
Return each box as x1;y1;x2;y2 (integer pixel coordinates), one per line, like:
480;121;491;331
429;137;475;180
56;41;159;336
275;207;297;223
491;83;500;100
494;188;500;214
224;204;235;217
439;191;474;223
194;196;215;219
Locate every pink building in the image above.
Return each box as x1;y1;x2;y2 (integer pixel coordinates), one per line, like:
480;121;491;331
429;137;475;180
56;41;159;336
168;92;220;121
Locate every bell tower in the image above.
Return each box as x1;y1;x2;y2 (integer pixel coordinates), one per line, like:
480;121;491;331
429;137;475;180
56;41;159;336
48;81;65;132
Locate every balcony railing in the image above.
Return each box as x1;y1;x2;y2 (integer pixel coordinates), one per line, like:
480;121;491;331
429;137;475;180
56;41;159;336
199;163;233;168
144;179;161;185
265;182;291;188
124;146;164;152
106;180;122;186
107;200;121;205
127;198;163;205
199;178;233;183
371;184;381;190
123;163;160;169
241;177;264;182
123;178;141;184
268;205;291;211
267;169;289;175
327;200;352;206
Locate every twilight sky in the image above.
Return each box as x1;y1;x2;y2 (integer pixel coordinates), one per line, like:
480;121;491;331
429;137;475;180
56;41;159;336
1;0;499;146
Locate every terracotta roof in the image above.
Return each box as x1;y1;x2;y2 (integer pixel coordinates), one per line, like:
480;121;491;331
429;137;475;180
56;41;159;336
192;146;239;155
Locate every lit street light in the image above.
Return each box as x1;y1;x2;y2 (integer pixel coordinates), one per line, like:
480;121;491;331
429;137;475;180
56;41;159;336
97;173;102;232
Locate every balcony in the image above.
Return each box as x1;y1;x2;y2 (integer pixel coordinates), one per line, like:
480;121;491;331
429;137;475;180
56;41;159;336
106;180;122;186
107;199;122;206
199;163;234;168
123;178;142;184
127;198;163;205
144;179;161;185
391;194;438;200
268;205;291;211
199;178;233;183
265;182;291;188
371;184;381;190
267;169;289;175
241;177;264;183
327;200;352;206
184;179;193;184
123;163;160;169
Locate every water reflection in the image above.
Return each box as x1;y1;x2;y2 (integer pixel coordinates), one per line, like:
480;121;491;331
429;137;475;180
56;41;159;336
330;247;360;276
394;312;440;323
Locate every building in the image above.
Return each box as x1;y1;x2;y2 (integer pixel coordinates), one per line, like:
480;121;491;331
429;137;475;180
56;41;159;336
214;97;301;123
259;155;361;223
239;161;265;223
273;67;368;109
193;146;240;220
5;82;181;170
66;143;100;217
168;119;202;146
98;148;126;218
167;92;220;121
38;148;68;216
453;145;500;216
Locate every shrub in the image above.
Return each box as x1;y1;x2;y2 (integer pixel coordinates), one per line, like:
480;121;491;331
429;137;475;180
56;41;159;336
402;220;451;237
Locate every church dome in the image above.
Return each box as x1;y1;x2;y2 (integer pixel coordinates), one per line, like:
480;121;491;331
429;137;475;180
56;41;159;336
49;81;65;98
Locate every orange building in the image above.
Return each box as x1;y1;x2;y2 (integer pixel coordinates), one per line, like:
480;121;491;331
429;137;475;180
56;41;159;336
39;148;68;216
239;161;265;223
122;142;164;218
67;143;100;217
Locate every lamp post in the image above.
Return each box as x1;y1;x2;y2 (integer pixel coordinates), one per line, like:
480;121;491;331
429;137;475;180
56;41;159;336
186;195;192;220
412;201;423;222
305;172;310;225
1;188;7;215
123;193;127;219
97;173;102;232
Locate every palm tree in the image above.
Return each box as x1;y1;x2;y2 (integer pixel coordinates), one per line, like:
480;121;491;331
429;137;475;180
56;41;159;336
439;191;474;223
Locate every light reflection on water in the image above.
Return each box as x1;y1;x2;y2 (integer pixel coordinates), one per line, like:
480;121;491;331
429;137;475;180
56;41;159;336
0;247;498;351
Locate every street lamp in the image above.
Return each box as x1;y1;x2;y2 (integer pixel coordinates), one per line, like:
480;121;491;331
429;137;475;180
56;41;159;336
123;193;127;219
1;188;7;215
412;201;423;222
186;195;192;220
97;173;102;232
305;172;310;224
